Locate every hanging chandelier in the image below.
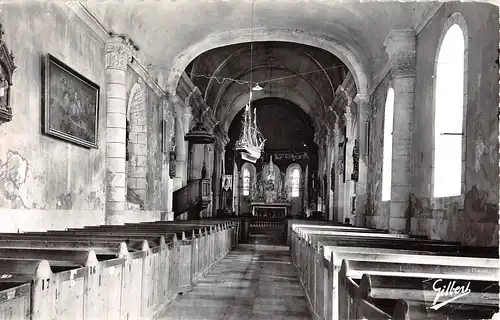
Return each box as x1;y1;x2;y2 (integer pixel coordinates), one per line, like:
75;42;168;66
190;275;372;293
235;90;266;163
235;0;265;163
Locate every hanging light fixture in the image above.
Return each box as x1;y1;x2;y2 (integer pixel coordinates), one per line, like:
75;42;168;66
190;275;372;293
252;83;263;91
235;0;266;163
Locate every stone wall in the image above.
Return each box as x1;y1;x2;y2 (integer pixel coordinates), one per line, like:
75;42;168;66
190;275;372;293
125;71;165;211
367;2;499;246
411;2;499;246
0;2;107;230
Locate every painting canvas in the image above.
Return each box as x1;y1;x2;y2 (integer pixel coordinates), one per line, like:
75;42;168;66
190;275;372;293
43;54;99;148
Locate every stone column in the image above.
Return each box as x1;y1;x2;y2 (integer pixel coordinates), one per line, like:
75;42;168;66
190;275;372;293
212;140;226;214
325;128;334;221
333;123;342;222
353;94;370;227
344;107;355;224
383;29;416;234
175;107;192;186
105;36;133;225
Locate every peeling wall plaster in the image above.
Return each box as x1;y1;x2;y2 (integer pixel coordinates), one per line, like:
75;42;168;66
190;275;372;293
0;2;106;219
366;2;499;246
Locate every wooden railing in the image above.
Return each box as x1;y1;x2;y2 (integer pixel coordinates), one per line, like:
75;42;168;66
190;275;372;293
173;179;211;218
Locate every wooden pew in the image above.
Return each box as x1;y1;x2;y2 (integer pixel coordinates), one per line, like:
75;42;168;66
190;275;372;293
287;220;378;246
0;259;52;320
0;219;239;320
0;239;130;254
290;225;499;320
0;248;99;320
341;260;499;320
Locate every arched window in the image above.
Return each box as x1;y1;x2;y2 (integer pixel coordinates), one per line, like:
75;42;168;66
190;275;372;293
433;23;465;198
242;168;250;196
382;87;395;201
291;168;300;197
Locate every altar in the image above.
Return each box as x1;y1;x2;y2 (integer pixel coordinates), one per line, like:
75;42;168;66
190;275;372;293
245;155;292;218
250;202;291;217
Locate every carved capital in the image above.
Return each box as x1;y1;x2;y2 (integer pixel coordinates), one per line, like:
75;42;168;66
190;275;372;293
354;94;371;117
384;29;416;79
105;36;134;71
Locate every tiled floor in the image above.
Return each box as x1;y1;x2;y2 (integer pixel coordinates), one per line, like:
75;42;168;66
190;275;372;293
158;244;312;320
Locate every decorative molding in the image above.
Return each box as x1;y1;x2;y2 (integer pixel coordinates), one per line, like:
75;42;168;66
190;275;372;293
0;23;16;125
271;152;308;162
354;93;371;117
105;37;133;71
388;51;417;79
383;29;417;79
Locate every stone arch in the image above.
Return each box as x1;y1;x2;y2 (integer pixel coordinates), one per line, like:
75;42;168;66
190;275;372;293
126;81;148;207
221;91;315;132
166;28;370;96
203;46;336;111
431;12;468;200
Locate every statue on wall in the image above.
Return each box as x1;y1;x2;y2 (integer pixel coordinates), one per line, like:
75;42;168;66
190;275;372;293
351;139;359;182
169;145;176;179
330;164;335;192
126;120;131;161
323;174;328;201
221;175;233;211
0;24;17;125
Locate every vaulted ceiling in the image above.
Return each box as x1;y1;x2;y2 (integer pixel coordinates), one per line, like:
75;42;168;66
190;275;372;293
84;0;442;95
185;42;348;131
228;97;315;151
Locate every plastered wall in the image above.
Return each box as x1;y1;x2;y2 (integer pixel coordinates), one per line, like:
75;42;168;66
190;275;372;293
367;2;499;246
0;2;171;232
0;2;107;230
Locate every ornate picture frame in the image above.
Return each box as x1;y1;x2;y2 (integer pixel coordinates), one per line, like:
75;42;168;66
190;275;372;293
42;54;100;148
0;24;17;125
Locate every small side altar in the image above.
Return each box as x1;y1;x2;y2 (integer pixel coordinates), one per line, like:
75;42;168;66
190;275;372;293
250;202;291;217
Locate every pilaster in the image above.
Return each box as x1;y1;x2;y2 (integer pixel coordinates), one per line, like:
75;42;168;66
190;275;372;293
384;29;416;234
353;94;370;227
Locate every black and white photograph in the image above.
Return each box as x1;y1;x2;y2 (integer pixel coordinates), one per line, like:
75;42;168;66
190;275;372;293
0;0;498;319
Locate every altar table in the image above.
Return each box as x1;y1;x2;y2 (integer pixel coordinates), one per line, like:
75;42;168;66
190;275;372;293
250;202;291;217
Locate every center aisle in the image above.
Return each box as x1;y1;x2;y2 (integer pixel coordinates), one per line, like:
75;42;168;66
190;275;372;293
158;244;312;320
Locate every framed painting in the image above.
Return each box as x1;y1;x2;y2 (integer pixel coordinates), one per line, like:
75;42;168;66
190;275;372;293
42;54;99;148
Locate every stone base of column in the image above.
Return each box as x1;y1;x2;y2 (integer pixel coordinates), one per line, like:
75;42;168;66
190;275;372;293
353;214;365;227
105;211;124;225
354;194;367;227
389;199;410;233
388;217;409;234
